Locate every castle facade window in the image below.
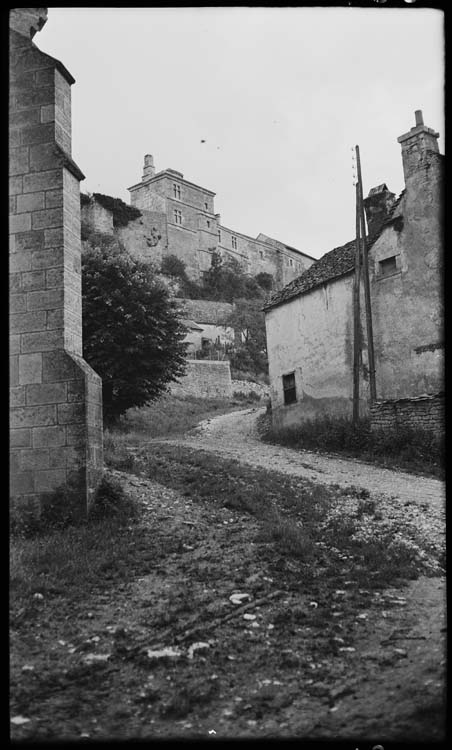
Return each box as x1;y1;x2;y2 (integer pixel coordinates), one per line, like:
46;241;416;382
173;184;181;199
174;209;182;225
231;236;237;249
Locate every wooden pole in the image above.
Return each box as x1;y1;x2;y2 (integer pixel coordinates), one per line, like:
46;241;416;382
353;181;361;424
355;145;377;403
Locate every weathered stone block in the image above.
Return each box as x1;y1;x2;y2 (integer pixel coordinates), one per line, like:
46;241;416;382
10;294;27;313
33;425;66;447
9;273;22;292
10;472;34;495
57;402;84;424
21;122;54;146
10;212;32;234
9;130;21;148
46;309;64;329
11;404;57;428
32;247;64;270
10;108;40;128
19;448;50;471
42;351;84;382
48;446;81;469
32;207;63;230
10;146;29;175
16;87;54;111
65;424;85;446
23;169;62;194
29;143;60;173
15;230;45;251
44;227;64;247
35;68;55;86
45;268;64;288
40;105;55;123
67;380;84;402
34;469;66;493
10;387;26;407
10;355;19;386
19;353;43;384
27;288;64;311
26;382;67;405
45;189;63;209
22;270;46;291
16;191;45;213
10;428;32;448
21;329;63;353
10;335;21;354
9;175;23;195
10;311;47;334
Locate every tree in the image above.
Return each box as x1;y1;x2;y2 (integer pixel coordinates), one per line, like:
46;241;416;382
82;243;188;424
255;271;274;292
225;298;268;376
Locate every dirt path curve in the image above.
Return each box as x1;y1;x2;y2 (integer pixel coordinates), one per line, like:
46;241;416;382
158;407;445;551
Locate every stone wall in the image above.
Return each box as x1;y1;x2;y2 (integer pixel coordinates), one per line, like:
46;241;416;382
170;360;232;399
9;10;103;521
370;393;444;437
175;298;234;325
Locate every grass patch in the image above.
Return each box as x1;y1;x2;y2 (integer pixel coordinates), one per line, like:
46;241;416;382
104;393;256;470
10;475;142;607
259;413;444;479
124;443;442;586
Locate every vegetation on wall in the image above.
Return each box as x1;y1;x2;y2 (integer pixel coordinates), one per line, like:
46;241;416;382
80;192;142;227
82;243;187;424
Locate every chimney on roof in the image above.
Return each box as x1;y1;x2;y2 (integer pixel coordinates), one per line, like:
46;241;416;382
363;184;396;239
397;110;440;182
142;154;155;182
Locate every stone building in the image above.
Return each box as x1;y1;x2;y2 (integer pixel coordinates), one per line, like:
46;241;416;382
264;112;443;434
81;156;315;289
9;8;103;520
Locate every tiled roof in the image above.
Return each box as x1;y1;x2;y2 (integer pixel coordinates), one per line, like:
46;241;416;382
264;190;405;311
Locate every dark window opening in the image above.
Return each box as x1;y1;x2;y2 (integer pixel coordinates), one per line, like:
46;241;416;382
283;372;297;405
207;220;210;228
378;255;397;276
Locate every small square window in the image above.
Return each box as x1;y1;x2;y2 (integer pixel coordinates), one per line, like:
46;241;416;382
378;256;397;276
282;372;297;405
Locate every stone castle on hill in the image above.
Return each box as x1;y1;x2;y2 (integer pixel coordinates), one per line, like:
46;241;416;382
81;154;315;289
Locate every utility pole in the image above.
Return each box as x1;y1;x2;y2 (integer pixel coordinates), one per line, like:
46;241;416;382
352;180;361;424
355;145;377;403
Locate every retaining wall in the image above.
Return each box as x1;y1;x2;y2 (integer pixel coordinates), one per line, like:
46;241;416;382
170;359;232;399
370;392;444;437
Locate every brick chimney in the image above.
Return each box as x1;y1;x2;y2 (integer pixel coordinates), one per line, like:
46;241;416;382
364;183;396;238
142;154;155;182
397;110;440;182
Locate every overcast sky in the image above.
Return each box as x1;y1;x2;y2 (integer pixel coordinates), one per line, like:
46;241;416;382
37;6;444;260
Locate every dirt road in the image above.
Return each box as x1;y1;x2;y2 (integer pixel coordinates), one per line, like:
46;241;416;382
162;406;445;552
11;407;446;742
